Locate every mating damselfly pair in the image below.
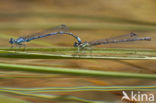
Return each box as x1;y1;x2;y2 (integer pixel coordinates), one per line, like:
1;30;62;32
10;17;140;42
9;24;151;50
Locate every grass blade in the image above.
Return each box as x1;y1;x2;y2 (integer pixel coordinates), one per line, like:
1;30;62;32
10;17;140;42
0;90;113;103
1;86;156;92
0;48;156;60
0;63;155;79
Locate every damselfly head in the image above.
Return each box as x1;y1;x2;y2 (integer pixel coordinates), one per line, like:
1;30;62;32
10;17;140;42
74;42;89;48
9;38;15;44
74;42;88;48
74;42;80;47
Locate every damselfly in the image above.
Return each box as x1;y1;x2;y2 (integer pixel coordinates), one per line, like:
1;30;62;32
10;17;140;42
9;24;82;48
74;32;151;49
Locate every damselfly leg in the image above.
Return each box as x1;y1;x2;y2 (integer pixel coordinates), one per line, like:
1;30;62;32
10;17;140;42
10;44;14;49
22;44;27;51
82;47;93;56
76;46;93;56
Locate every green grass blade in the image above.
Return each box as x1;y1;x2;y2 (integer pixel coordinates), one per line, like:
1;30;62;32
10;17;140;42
0;95;31;103
0;63;155;79
1;86;156;92
0;90;113;103
0;48;156;60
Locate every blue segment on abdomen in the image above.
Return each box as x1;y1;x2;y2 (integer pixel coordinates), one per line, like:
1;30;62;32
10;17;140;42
26;32;58;42
77;37;81;43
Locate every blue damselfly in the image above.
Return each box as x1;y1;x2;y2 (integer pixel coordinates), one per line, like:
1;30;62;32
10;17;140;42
9;24;82;48
75;32;151;49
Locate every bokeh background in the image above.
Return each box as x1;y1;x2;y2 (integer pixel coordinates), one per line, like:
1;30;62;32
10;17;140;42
0;0;156;103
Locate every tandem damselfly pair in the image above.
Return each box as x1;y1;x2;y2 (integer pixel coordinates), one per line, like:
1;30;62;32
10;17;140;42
9;24;151;52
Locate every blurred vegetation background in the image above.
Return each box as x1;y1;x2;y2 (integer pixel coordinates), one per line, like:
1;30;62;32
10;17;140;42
0;0;156;103
0;0;156;48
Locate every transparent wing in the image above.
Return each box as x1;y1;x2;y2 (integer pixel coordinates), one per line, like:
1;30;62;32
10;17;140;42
24;24;69;39
105;32;137;41
88;32;137;45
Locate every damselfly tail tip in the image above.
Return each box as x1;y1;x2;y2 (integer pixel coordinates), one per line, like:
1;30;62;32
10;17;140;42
145;37;151;41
